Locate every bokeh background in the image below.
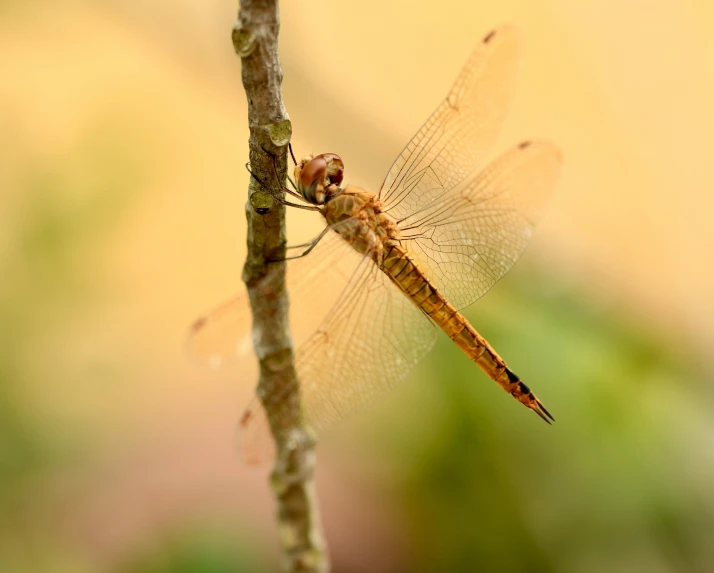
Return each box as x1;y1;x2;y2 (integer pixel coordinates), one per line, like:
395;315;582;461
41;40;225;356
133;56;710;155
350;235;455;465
3;1;714;571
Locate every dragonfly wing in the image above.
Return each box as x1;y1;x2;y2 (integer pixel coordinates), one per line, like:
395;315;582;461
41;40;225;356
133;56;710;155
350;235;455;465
191;229;436;461
395;140;562;310
236;399;274;465
379;26;522;217
241;251;437;446
186;229;356;368
298;256;437;434
376;25;562;310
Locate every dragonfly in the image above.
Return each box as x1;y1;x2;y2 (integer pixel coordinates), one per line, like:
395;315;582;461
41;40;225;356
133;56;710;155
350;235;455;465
189;26;562;455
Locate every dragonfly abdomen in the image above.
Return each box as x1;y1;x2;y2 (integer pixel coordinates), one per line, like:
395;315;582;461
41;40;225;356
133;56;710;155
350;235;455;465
381;243;554;424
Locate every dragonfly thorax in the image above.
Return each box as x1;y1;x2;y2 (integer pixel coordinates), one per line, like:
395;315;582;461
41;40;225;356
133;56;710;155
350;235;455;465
323;186;401;261
295;153;345;205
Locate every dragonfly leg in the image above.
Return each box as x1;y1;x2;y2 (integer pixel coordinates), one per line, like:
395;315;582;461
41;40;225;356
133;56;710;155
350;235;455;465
283;144;301;192
288;142;298;166
285;173;300;193
260;145;307;202
286;239;320;249
244;162;319;212
268;226;331;262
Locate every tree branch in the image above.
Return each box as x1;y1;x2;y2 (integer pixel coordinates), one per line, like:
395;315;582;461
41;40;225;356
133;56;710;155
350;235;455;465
232;1;329;572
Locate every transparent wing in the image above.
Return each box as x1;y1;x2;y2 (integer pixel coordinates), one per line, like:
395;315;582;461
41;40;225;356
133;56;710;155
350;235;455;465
396;141;563;310
190;228;437;462
189;229;366;464
297;256;437;434
239;251;437;457
379;26;522;217
187;229;354;368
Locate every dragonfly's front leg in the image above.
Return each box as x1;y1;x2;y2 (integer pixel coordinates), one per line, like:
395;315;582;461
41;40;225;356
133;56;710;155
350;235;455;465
244;162;319;212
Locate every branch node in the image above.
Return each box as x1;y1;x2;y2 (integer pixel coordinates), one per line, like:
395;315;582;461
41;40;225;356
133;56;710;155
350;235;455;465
250;190;275;214
268;118;293;147
232;25;257;57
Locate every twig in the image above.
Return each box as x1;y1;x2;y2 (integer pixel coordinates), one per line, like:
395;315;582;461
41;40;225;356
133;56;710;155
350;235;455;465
232;1;329;572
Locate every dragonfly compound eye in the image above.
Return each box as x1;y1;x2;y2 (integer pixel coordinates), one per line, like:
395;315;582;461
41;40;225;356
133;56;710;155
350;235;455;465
320;153;345;187
296;153;345;204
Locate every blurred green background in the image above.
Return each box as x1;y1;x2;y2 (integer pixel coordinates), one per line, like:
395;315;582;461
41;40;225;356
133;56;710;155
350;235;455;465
2;1;714;572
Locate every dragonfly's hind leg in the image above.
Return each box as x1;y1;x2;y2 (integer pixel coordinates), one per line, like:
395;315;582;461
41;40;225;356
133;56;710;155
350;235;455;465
268;226;331;263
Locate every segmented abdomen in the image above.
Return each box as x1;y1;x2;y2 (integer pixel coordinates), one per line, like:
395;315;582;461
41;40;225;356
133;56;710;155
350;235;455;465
380;243;553;422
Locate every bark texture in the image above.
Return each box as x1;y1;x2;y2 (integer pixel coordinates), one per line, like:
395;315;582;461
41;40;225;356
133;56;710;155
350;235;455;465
232;2;329;571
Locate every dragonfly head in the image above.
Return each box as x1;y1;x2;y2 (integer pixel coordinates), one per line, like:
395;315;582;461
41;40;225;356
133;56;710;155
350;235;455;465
295;153;345;205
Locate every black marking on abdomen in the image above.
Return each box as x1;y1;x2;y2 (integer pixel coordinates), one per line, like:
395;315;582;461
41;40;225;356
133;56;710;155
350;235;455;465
505;368;520;383
506;368;535;397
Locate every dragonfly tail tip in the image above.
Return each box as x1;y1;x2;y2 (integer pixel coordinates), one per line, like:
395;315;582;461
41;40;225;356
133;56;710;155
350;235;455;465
533;398;555;424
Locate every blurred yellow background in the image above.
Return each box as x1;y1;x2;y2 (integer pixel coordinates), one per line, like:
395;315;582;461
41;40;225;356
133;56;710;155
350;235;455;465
2;1;714;571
